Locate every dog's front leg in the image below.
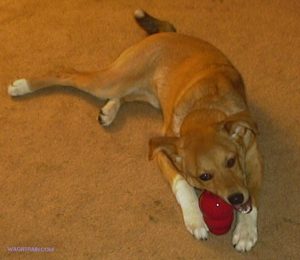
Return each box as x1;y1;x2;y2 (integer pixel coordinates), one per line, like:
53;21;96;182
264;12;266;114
233;143;262;252
233;208;258;252
155;152;208;240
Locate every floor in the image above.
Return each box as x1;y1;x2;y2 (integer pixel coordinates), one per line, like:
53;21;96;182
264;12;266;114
0;0;299;259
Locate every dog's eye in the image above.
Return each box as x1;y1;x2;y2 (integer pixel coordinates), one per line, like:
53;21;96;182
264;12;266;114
226;157;236;168
199;172;213;181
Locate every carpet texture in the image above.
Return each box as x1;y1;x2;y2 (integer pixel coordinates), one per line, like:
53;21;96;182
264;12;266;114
1;0;299;259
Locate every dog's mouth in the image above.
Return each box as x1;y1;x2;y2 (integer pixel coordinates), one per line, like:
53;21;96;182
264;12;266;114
233;198;252;214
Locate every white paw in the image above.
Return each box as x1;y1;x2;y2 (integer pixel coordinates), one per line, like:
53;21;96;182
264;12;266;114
172;176;209;240
232;223;257;252
183;209;209;240
98;99;121;126
8;79;31;96
232;208;258;252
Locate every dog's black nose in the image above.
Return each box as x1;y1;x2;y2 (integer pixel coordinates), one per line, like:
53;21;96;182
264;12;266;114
228;193;244;205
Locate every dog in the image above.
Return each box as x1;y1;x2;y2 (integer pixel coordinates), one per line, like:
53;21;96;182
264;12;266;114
8;9;263;252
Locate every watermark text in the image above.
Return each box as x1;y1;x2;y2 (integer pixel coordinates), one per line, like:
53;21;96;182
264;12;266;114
7;246;55;253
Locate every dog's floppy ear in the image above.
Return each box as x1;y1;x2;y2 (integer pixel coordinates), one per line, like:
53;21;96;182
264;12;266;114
149;136;183;171
219;111;259;148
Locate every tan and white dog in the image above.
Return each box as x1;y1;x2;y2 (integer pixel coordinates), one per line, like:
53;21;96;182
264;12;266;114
8;10;263;252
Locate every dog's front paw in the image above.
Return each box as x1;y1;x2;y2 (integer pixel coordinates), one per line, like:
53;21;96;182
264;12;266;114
172;177;209;240
183;208;209;240
232;223;257;252
232;208;258;252
8;79;31;96
98;98;121;126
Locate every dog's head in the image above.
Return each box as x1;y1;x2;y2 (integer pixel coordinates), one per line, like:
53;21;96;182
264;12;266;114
149;112;258;213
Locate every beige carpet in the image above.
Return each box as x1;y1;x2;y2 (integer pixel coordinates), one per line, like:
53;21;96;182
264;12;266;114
1;0;300;259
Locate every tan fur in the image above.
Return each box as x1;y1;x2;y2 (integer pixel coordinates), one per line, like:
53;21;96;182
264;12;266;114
15;32;261;204
8;14;263;251
12;31;263;207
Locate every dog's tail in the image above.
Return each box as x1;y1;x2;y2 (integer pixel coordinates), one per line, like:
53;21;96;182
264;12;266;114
134;9;176;35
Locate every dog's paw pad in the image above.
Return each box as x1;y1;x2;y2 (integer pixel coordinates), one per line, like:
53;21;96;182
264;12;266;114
232;223;257;252
98;99;120;126
8;79;31;96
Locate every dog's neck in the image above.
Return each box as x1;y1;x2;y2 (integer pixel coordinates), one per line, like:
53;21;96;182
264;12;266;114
180;109;226;136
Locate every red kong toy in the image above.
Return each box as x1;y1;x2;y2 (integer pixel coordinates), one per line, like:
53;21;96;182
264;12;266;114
199;191;234;235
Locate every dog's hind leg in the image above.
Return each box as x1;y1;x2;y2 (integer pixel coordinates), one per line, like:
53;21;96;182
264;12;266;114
8;9;169;124
8;8;175;98
8;68;96;97
7;66;149;126
7;66;138;99
8;57;159;126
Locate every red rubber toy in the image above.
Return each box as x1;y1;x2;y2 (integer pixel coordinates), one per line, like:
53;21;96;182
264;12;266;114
199;191;234;235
